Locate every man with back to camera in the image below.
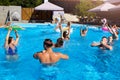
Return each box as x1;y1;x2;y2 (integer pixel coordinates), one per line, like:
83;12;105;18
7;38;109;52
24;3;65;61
33;39;69;65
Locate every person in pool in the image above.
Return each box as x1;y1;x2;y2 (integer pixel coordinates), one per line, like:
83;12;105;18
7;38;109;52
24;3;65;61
91;36;112;50
107;25;119;40
108;36;113;45
60;22;71;40
4;27;19;60
80;26;88;37
62;31;70;40
54;38;64;48
33;39;69;65
54;15;62;31
62;22;71;36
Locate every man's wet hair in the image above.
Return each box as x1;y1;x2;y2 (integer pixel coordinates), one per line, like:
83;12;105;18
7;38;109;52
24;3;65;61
55;38;63;47
43;39;53;49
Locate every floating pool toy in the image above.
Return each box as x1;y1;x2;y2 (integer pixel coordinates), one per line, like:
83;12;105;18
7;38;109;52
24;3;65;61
101;18;109;31
101;18;107;25
5;25;25;30
102;26;109;31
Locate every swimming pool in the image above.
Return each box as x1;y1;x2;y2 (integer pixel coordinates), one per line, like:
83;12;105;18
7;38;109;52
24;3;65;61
0;23;120;80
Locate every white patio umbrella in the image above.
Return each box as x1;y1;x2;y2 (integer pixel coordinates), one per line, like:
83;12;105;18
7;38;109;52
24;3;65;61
108;4;120;21
107;0;120;4
35;2;64;11
109;4;120;11
88;2;116;12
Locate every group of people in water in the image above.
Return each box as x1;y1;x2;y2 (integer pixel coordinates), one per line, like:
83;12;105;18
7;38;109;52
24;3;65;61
33;16;71;65
2;16;70;64
91;19;119;50
1;17;119;65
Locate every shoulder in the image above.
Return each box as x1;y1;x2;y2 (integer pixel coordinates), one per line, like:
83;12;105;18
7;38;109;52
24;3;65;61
36;51;45;55
55;52;64;56
54;52;61;56
4;44;10;49
33;51;44;58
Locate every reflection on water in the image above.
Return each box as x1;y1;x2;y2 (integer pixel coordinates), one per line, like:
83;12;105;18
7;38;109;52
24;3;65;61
0;60;20;80
37;64;59;80
94;49;112;73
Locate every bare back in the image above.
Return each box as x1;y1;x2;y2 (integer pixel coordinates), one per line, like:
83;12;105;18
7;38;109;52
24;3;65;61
34;50;68;64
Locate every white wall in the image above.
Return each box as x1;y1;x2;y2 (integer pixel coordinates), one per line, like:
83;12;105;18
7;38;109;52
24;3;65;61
0;6;21;23
0;6;9;23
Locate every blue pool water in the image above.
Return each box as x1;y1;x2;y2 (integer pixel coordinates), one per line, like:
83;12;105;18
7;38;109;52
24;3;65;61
0;23;120;80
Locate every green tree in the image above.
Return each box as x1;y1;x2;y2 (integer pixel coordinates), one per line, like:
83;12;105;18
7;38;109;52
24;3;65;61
0;0;10;5
0;0;42;7
35;0;42;7
20;0;42;7
75;0;103;17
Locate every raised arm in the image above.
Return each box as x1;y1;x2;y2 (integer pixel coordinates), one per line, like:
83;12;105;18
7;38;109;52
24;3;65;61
14;30;19;46
59;25;64;39
107;26;113;34
68;27;71;38
80;27;82;35
33;53;39;59
86;26;88;32
4;28;12;48
112;29;118;40
101;42;113;50
91;42;100;47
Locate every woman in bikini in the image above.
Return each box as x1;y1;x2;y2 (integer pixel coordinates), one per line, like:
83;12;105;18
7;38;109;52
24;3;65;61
4;27;19;60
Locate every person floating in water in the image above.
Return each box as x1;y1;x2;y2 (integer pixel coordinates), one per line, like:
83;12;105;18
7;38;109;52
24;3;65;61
60;22;71;40
4;27;19;60
80;25;88;37
54;15;62;31
91;36;112;50
33;39;69;65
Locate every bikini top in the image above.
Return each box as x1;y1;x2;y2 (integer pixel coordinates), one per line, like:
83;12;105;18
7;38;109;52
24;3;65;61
6;46;17;55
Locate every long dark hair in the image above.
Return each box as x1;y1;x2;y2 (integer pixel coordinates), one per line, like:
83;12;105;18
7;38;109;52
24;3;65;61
8;37;13;44
63;31;68;38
